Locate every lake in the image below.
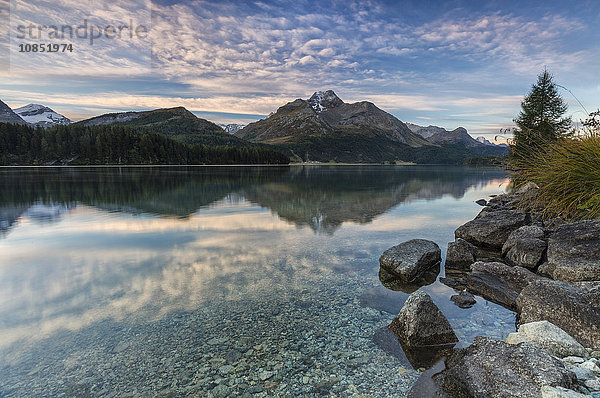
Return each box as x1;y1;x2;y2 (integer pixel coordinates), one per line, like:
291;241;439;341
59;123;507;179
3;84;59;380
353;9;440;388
0;166;516;397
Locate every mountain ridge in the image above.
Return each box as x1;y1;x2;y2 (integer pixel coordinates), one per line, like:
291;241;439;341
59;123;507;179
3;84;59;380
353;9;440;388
0;100;28;125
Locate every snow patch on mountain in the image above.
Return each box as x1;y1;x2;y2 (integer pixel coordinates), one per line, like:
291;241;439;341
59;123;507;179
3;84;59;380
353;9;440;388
308;90;344;113
15;104;72;127
476;136;494;145
218;123;245;134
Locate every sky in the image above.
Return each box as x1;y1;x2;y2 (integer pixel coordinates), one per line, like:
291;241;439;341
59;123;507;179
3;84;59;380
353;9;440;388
1;0;599;141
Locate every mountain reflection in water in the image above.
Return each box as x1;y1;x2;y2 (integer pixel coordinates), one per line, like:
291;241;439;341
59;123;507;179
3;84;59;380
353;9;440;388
0;166;507;236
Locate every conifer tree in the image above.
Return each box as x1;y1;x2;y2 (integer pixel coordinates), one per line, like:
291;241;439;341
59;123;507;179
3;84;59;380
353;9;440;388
512;70;571;161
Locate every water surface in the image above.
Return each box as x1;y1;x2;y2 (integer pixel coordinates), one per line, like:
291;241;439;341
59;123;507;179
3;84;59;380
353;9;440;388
0;166;515;397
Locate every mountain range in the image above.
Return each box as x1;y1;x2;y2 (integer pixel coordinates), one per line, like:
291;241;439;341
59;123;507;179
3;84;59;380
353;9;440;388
235;90;507;163
0;92;509;164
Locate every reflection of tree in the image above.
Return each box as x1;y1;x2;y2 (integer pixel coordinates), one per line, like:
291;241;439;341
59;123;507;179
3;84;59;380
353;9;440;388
0;166;507;236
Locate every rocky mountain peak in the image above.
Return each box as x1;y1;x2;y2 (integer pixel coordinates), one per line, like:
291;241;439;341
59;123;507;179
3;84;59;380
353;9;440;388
308;90;344;113
14;103;71;127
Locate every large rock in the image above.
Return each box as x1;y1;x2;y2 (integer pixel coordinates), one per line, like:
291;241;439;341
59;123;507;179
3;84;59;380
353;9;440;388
541;386;589;398
502;225;547;270
505;321;586;358
546;220;600;282
443;337;578;398
445;238;477;271
388;290;458;347
517;280;600;350
467;261;544;309
379;239;441;282
455;208;530;249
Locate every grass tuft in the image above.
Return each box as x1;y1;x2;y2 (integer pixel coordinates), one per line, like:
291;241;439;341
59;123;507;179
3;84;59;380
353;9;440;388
512;128;600;220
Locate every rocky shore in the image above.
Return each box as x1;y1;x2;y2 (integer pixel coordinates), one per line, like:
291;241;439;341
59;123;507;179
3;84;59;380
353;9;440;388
379;183;600;397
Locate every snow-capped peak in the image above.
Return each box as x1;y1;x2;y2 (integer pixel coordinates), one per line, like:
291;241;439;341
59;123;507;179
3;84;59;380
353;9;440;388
308;90;344;113
476;136;494;146
218;123;245;134
14;104;72;127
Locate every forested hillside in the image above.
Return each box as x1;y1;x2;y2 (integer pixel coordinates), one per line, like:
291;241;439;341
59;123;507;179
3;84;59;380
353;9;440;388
0;123;290;165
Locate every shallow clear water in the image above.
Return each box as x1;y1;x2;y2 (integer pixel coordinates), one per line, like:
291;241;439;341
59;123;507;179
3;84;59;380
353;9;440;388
0;166;515;397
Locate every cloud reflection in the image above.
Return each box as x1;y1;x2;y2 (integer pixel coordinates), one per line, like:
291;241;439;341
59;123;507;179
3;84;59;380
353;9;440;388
0;167;508;353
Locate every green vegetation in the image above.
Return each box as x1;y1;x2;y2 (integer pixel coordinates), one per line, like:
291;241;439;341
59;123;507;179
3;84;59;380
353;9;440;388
511;69;572;167
276;133;506;165
0;122;289;165
511;70;600;219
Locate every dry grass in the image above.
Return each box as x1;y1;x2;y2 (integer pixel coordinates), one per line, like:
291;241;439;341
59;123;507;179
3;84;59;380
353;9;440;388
512;131;600;220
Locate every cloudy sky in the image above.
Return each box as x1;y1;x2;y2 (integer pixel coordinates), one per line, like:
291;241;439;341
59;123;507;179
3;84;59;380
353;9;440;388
1;0;599;140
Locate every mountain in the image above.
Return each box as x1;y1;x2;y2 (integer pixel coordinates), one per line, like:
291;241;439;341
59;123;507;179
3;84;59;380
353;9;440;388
406;123;447;139
235;90;443;162
0;100;28;125
218;123;245;134
408;123;481;148
14;104;72;127
77;107;250;147
238;90;427;147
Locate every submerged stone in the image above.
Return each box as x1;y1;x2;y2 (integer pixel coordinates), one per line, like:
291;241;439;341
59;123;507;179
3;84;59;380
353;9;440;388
388;290;457;347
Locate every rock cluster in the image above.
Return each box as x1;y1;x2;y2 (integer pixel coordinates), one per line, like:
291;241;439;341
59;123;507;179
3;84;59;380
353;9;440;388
442;187;600;351
405;185;600;397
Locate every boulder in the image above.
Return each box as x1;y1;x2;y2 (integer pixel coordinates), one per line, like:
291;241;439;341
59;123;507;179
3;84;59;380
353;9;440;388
517;280;600;350
388;290;458;347
455;208;530;249
505;321;586;358
515;182;540;195
467;261;544;309
379;239;441;282
502;225;547;270
443;337;578;398
450;290;477;309
546;220;600;282
475;199;487;206
541;386;589;398
445;238;477;271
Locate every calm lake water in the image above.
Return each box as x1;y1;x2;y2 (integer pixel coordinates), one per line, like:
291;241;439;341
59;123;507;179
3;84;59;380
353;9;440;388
0;166;516;397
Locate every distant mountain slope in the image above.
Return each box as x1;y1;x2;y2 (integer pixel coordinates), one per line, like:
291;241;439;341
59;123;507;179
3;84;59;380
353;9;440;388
407;123;509;159
77;107;250;147
15;104;72;127
408;123;480;147
0;100;28;125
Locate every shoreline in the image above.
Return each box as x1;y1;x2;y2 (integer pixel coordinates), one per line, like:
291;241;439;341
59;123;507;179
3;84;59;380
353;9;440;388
393;183;600;397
